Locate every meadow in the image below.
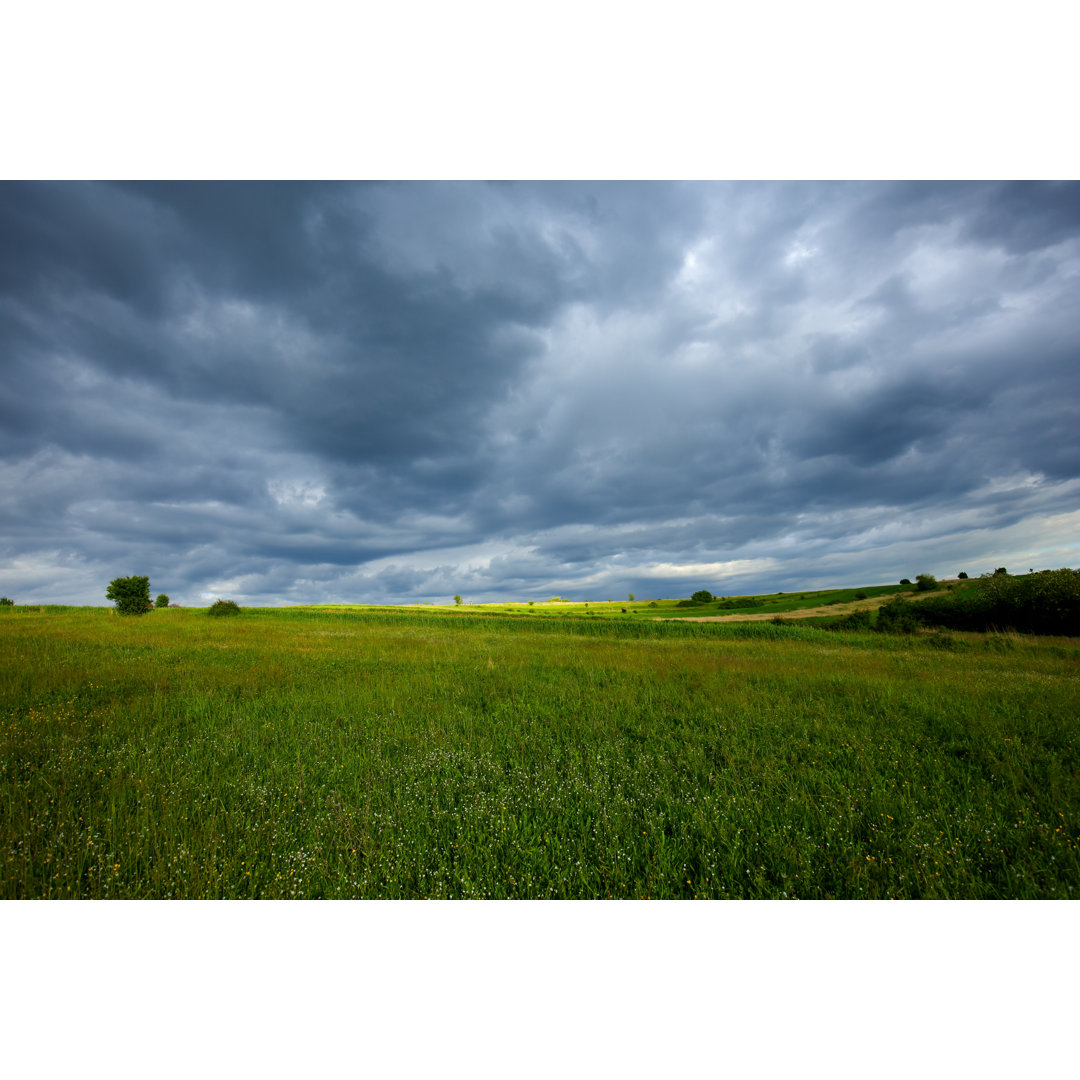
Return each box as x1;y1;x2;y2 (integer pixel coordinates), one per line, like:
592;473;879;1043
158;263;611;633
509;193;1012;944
2;602;1078;899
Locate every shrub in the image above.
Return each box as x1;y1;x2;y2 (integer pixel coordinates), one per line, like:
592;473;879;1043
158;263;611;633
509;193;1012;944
958;571;968;579
911;568;1080;635
994;567;1008;576
899;578;912;586
875;596;920;634
207;599;241;617
915;574;937;592
839;608;873;630
628;593;635;602
0;597;13;607
106;576;152;615
454;595;462;606
854;591;867;600
690;590;713;603
155;594;170;609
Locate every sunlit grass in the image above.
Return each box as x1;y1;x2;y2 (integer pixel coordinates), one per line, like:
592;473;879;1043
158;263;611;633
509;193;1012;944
2;606;1077;898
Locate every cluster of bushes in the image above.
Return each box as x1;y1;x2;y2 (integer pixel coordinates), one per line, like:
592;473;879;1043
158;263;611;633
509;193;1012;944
911;568;1080;635
803;598;923;634
106;575;239;617
677;590;748;609
814;570;1079;636
898;574;938;591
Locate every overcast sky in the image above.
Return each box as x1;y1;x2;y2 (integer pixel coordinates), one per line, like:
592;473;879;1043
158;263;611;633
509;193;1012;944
1;180;1078;605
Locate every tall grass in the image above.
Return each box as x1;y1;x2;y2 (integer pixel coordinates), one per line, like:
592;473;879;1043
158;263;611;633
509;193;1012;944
3;607;1077;898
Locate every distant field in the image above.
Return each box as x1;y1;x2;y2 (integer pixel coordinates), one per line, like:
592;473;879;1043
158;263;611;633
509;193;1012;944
300;581;913;621
2;603;1078;898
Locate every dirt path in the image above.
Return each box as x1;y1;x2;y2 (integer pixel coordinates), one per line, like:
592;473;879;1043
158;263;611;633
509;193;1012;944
656;588;954;623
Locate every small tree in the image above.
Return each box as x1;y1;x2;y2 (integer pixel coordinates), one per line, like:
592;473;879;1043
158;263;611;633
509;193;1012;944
454;595;462;606
207;599;240;616
106;576;152;615
628;592;635;602
691;590;713;603
915;574;937;592
899;578;912;586
0;597;13;607
155;594;170;609
958;571;968;579
994;567;1008;576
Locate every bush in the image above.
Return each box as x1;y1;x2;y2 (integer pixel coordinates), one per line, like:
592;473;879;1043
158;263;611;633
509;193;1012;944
155;594;170;609
106;576;152;615
915;574;937;592
899;578;912;586
958;571;968;579
875;596;920;634
994;567;1008;576
207;599;241;617
0;597;13;607
828;608;873;631
910;568;1080;635
854;591;867;600
690;590;713;603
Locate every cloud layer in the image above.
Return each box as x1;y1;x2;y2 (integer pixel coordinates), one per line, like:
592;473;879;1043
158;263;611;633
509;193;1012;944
2;181;1078;604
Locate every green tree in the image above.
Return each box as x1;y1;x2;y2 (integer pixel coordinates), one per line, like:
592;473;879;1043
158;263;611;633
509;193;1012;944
0;597;13;607
958;571;968;579
106;575;152;615
155;594;170;609
628;592;635;602
454;595;462;606
691;590;713;603
915;574;937;592
207;599;240;616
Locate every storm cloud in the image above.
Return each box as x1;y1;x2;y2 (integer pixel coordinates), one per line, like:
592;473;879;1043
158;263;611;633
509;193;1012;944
2;181;1078;605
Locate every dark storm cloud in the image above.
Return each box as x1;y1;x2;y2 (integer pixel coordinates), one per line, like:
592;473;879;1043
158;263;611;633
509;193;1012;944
1;181;1077;605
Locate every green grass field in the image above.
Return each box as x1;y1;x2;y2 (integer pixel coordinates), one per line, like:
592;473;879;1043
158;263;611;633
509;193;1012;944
2;603;1077;898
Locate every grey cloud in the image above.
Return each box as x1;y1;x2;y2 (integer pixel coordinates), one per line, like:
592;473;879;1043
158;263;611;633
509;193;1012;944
1;181;1077;605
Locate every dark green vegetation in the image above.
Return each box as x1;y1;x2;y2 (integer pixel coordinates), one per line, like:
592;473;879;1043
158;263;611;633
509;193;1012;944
207;599;241;617
3;603;1077;899
906;569;1080;636
105;576;152;616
